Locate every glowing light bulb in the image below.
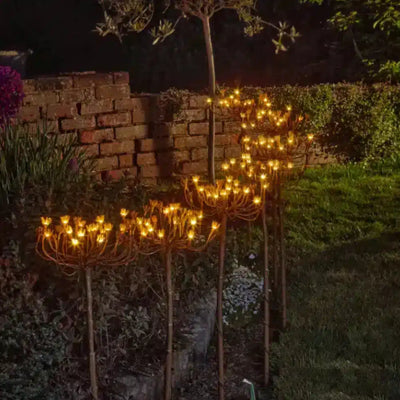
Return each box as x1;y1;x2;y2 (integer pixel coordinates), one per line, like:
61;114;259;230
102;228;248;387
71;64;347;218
190;218;197;226
60;216;70;225
44;230;52;238
188;230;195;240
307;134;314;141
207;97;212;104
212;222;219;230
41;217;52;227
96;234;105;244
71;238;79;246
120;224;126;233
253;196;261;205
230;158;236;165
104;223;112;232
288;162;294;169
192;176;200;184
77;229;85;238
158;230;165;239
66;226;73;235
96;215;105;224
120;209;128;218
222;163;229;171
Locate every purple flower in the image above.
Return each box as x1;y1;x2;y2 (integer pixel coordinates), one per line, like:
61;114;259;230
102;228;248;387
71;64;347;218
0;66;24;127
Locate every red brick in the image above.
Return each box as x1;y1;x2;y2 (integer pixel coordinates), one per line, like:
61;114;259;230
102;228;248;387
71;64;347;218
119;154;134;168
140;165;171;178
59;88;95;103
35;77;73;91
79;128;114;144
81;100;113;115
80;144;99;157
189;95;209;108
73;73;113;88
136;152;157;166
24;91;58;106
224;145;241;159
224;121;241;133
18;105;40;122
61;116;96;131
189;121;222;135
115;125;149;140
181;161;207;175
174;136;207;149
95;156;119;171
46;104;76;119
113;72;130;84
181;109;205;122
97;112;131;128
157;150;190;165
192;147;224;161
214;134;234;146
115;97;152;123
100;141;135;156
138;138;173;152
155;123;187;137
23;79;37;94
96;84;130;100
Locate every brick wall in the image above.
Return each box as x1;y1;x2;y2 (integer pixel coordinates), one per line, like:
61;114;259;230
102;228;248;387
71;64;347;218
18;72;334;184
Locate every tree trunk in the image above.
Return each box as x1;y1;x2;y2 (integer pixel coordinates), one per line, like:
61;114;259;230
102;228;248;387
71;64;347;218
202;16;216;184
277;177;287;329
165;248;173;400
217;214;228;400
85;266;99;400
262;204;270;386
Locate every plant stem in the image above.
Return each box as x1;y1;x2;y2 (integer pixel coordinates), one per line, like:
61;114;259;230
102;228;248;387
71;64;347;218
272;177;279;290
262;205;270;386
277;177;287;329
202;16;216;184
165;248;173;400
217;214;227;400
85;266;99;400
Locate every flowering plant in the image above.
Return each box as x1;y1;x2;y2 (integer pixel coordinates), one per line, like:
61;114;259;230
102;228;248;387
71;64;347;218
0;66;24;126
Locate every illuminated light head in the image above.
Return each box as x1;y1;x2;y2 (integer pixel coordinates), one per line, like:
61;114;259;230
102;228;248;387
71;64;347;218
163;208;170;215
41;217;52;227
120;224;127;233
96;215;105;224
307;134;314;141
260;174;267;181
77;229;85;238
66;225;73;235
279;145;284;151
234;180;240;187
207;97;212;104
288;162;294;169
44;230;52;238
222;163;229;171
158;230;165;239
229;158;236;165
60;215;70;225
96;234;105;244
190;218;197;226
192;176;200;184
104;223;113;232
198;212;203;219
141;230;148;237
199;186;205;192
243;187;250;194
188;230;195;240
234;89;240;95
71;238;79;246
213;193;219;200
221;190;228;197
212;221;219;230
226;176;233;183
287;105;292;111
120;209;129;218
253;196;261;205
288;137;294;144
243;136;250;143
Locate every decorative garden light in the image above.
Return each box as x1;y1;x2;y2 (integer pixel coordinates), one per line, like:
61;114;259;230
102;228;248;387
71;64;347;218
184;177;264;400
217;90;316;386
124;201;219;400
36;214;138;400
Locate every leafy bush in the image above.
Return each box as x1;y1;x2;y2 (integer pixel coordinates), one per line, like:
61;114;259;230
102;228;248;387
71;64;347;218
0;66;24;126
0;242;68;400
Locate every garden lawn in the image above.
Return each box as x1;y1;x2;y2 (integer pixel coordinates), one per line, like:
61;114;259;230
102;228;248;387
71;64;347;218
274;162;400;400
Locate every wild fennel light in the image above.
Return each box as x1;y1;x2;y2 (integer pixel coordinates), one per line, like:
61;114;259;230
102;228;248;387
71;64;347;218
184;176;264;400
124;200;219;400
36;214;138;400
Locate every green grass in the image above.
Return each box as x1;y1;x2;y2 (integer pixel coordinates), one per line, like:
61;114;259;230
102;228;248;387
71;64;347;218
274;163;400;400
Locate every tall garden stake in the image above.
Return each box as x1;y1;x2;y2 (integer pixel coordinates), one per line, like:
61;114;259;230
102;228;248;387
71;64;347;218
36;213;138;400
125;201;219;400
184;177;264;400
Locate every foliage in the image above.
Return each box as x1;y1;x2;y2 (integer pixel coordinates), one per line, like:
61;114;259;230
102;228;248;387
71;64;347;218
0;66;24;126
0;122;94;217
273;162;400;399
259;83;400;162
0;241;68;400
302;0;400;82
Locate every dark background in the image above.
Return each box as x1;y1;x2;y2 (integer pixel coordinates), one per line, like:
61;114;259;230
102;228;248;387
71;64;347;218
0;0;364;92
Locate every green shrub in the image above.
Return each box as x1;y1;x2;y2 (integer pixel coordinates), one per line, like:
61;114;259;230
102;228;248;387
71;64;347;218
0;242;68;400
